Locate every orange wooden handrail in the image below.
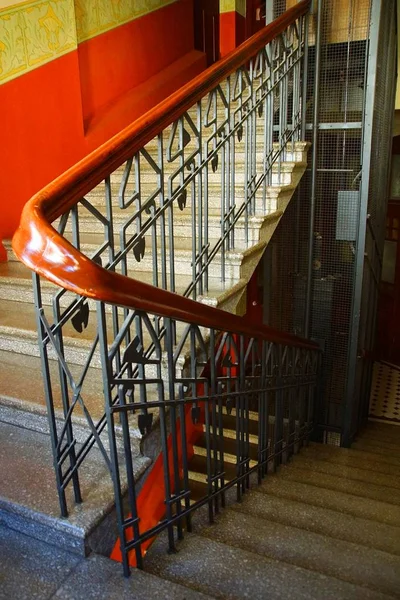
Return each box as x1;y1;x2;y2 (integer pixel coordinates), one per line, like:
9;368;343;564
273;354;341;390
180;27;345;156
12;0;316;352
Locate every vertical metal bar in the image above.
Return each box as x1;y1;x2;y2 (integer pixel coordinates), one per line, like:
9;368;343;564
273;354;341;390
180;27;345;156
197;101;204;296
342;0;381;447
304;0;323;337
158;133;168;292
209;329;220;514
258;340;267;481
288;347;296;458
300;12;309;140
165;316;182;544
32;273;69;517
53;297;82;505
178;385;192;533
274;345;284;470
97;301;133;577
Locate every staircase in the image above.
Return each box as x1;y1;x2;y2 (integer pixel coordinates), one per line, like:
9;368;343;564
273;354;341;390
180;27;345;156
141;421;400;600
2;421;399;598
0;0;342;587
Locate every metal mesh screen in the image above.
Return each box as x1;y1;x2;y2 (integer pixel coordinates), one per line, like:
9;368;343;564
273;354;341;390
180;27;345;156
348;0;397;439
273;0;287;19
265;0;397;443
309;1;370;436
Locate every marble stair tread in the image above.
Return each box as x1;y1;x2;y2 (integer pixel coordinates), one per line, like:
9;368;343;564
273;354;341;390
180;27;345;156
355;435;400;452
363;423;400;444
65;231;232;254
0;526;214;600
0;349;160;429
352;439;400;457
366;421;400;437
61;210;282;248
55;553;214;600
277;463;400;506
303;443;400;476
289;453;400;491
0;259;32;279
0;348;103;419
257;473;400;528
0;296;216;371
357;424;400;443
0;257;236;305
0;297;101;345
0;421;151;555
196;507;400;598
145;530;393;600
229;491;400;556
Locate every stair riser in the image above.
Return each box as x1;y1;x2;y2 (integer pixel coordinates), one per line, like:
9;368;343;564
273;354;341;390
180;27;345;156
84;184;284;214
110;166;298;189
103;251;244;280
0;331;203;391
61;220;265;249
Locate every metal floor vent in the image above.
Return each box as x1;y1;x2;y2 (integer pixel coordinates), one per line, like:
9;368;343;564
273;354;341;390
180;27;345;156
323;431;341;446
369;362;400;425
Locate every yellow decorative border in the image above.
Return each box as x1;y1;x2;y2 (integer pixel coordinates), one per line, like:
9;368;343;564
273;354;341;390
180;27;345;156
220;0;246;18
0;0;77;84
75;0;179;43
0;0;179;85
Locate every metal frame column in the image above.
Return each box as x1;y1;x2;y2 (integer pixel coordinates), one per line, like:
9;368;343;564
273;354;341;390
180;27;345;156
342;0;382;447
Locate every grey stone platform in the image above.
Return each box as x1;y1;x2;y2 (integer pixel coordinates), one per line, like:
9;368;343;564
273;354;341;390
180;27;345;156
142;423;400;600
0;421;150;556
2;422;400;599
0;524;213;600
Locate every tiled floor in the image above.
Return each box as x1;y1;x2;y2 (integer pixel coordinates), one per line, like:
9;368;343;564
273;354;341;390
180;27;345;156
369;361;400;424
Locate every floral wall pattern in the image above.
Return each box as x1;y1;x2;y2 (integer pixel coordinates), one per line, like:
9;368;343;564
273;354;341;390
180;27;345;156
0;0;76;84
75;0;177;43
0;0;178;85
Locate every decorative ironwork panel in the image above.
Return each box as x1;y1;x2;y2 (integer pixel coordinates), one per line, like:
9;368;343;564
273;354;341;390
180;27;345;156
25;6;315;577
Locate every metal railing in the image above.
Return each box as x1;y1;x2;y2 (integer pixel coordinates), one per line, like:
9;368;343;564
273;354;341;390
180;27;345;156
11;0;315;576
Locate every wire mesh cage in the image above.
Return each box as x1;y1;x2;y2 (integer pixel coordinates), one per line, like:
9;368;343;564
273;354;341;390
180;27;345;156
266;0;397;444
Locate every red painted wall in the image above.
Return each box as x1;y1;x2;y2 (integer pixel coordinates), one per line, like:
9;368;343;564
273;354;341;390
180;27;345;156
0;0;206;256
79;0;198;127
219;11;246;57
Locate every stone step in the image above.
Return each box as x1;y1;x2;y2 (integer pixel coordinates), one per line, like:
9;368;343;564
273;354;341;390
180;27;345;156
5;229;259;283
107;160;304;193
0;525;212;600
289;453;400;491
70;236;265;282
145;530;393;600
60;207;283;250
0;295;213;374
365;421;400;439
0;258;239;311
0;349;161;442
303;443;400;475
195;429;260;459
192;442;258;468
197;507;400;598
85;179;292;215
355;434;400;452
0;421;150;556
231;489;400;557
277;462;400;506
257;472;400;528
352;439;400;458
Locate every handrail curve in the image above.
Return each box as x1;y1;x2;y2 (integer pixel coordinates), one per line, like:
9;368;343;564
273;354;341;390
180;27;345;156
12;0;315;352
